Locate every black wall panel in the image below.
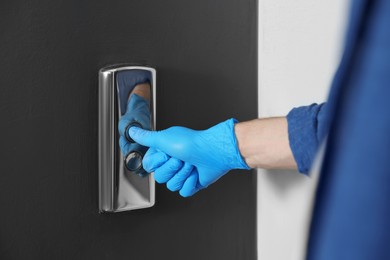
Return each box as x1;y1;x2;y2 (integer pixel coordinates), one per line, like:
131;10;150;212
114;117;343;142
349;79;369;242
0;1;257;259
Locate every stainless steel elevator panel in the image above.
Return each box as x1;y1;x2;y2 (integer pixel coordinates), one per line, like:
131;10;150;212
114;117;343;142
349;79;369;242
98;65;156;213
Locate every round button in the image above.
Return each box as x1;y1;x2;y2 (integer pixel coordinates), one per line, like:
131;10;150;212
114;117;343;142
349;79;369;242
125;151;143;172
125;121;143;143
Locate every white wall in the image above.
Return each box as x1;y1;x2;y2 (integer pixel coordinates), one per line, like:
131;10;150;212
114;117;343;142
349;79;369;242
257;1;350;260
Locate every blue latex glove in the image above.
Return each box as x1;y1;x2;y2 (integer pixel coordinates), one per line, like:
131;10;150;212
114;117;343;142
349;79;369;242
128;119;250;196
118;94;151;176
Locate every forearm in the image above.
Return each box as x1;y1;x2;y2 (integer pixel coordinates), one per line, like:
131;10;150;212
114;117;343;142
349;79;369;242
234;117;297;170
130;83;150;100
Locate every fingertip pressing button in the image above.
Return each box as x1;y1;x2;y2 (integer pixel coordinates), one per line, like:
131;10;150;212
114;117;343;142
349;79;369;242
125;121;143;143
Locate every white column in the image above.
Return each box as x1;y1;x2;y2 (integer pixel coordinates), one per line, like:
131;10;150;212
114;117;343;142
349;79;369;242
257;1;349;259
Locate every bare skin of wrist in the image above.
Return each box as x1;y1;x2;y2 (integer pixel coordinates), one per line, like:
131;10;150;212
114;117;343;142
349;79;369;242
234;117;297;170
129;83;151;100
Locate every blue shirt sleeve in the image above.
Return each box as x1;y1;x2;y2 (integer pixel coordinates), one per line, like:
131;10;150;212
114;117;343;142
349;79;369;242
286;103;328;174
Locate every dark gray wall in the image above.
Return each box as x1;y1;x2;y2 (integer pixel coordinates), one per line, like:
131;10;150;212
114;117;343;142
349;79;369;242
0;0;257;259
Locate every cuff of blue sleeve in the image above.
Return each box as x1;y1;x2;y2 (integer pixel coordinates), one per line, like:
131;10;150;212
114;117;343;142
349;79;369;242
286;104;322;174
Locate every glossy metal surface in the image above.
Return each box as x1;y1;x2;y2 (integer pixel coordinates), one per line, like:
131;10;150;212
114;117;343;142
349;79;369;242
99;65;156;213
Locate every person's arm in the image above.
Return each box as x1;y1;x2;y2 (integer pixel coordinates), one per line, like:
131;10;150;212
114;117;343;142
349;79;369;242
235;103;328;173
122;100;327;196
129;84;296;170
235;117;297;170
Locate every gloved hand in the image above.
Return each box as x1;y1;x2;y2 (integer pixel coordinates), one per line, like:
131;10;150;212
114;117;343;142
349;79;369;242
128;119;250;196
118;94;151;176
